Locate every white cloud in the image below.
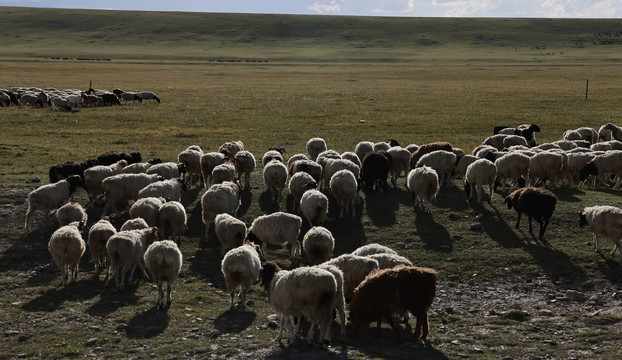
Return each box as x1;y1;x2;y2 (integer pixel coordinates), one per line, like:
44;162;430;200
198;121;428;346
372;0;415;14
308;0;342;14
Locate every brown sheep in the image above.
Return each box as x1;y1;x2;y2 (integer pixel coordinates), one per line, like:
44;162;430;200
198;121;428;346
409;142;453;170
349;266;437;342
504;186;557;240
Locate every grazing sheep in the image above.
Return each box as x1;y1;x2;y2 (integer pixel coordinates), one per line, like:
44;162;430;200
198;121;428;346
306;137;328;161
129;197;166;227
121;158;163;174
575;127;599;144
138;178;187;203
246;212;302;260
341;151;362;169
302;226;335;265
316;150;342;173
88;218;116;277
260;262;337;347
178;146;204;187
323;253;379;301
563;129;582;142
200;152;228;186
48;221;86;286
158;201;187;245
288;171;318;214
316;263;347;343
387;146;412;187
454;154;478;180
406;166;439;212
529;151;564;188
321;158;360;192
349;266;437;342
221;243;261;309
565;152;596;187
505;187;557;240
106;227;159;288
409;142;453;170
374;141;390;152
96;151;142;166
137;91;160;103
355;141;374;164
214;213;247;255
232;150;256;189
56;201;87;227
495;124;541;147
330;169;358;219
579;205;622;260
590;140;622;152
416;150;457;188
101;173;164;216
211;162;237;185
289;159;323;185
84;160;128;203
494;152;531;193
48;158;99;183
19;93;44;107
579;150;622;189
144;240;183;308
100;93;121;106
483;134;508;151
120;92;142;104
598;123;622;142
464;158;497;204
201;181;241;239
300;189;329;226
503;135;529;149
25;175;85;231
553;140;578;151
120;218;149;231
367;253;413;269
352;243;397;257
361;151;392;192
83;94;103;107
263;159;288;203
146;162;187;181
218;141;244;157
262;148;285;166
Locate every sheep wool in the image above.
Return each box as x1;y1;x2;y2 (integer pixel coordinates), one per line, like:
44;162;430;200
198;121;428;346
329;169;358;219
144;240;183;308
214;213;247;255
25;175;84;231
579;205;622;260
157;201;187;245
505;187;557;240
48;221;86;286
120;217;149;231
106;227;159;289
302;226;335;265
233;151;256;189
300;189;329;226
129;197;166;227
56;201;87;227
246;212;302;260
221;244;261;309
200;152;228;187
464;158;497;204
306;137;327;161
201;182;241;238
263;159;288;203
288;171;318;214
406;166;439;212
88;218;116;277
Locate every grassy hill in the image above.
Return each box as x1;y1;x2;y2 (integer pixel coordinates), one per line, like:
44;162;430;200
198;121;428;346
2;6;622;62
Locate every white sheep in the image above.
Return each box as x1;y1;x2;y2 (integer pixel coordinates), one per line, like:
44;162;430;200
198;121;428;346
306;137;327;161
580;205;622;260
246;212;302;259
178;146;203;187
121;217;149;231
300;189;329;226
355;141;374;163
598;123;622;142
352;243;397;257
138;178;186;203
211;162;238;185
84;159;128;203
158;201;187;245
406;166;439;212
288;171;318;214
289;158;323;185
387;146;411;187
200;152;228;186
232;150;256;189
465;158;497;204
330;169;358;219
316;150;341;173
483;134;508;151
145;162;186;180
218;141;244;157
530;151;564;188
575;127;599;144
214;213;247;255
323;253;379;301
367;253;413;269
48;221;86;286
106;227;159;288
201;181;241;239
56;201;87;227
579;150;622;189
221;243;261;309
591;140;622;152
286;153;309;169
262;149;285;166
322;158;360;191
340;151;362;169
302;226;335;265
137;91;160;103
503;135;529;149
144;240;183;308
454;154;478;180
87;218;116;277
25;175;84;231
416;150;457;187
316;263;347;343
263;159;288;203
129;197;166;227
121;159;162;174
563;129;582;141
101;173;164;216
494;152;531;193
566;152;596;187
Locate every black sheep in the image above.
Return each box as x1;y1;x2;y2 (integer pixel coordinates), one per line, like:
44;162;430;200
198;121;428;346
504;186;557;240
97;151;142;166
361;151;392;193
48;158;99;183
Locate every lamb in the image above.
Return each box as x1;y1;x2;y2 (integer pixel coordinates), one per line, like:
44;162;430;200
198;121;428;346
87;218;116;277
211;162;237;185
158;201;187;245
406;166;439;212
101;173;165;216
361;151;392;192
302;226;335;265
120;217;149;231
96;151;142;166
144;240;183;308
84;160;128;203
262;148;285;166
323;253;379;301
263;159;288;203
138;178;187;203
387;146;412;187
232;150;256;189
137;91;161;103
306;137;327;161
129;197;166;227
367;253;413;269
494;152;531;193
178;146;204;187
409;142;453;170
260;262;337;347
200;152;228;186
579;205;622;260
121;158;163;174
201;181;241;239
218;141;244;157
25;175;85;231
579;150;622;189
355;141;374;163
464;158;497;204
416;150;457;188
329;169;358;219
349;266;437;342
146;162;187;181
529;151;564;188
246;212;302;260
48;221;86;286
56;201;87;227
288;171;318;214
221;243;261;309
352;243;397;257
504;187;557;240
300;189;329;226
106;227;159;288
214;213;247;255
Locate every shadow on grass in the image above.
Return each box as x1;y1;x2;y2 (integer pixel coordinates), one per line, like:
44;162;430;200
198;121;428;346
364;187;401;226
125;307;171;339
259;190;281;214
238;188;254;217
87;285;142;316
214;308;257;334
415;209;453;252
21;277;103;312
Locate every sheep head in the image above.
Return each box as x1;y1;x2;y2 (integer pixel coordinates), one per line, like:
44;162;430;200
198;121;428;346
579;211;588;227
258;261;281;294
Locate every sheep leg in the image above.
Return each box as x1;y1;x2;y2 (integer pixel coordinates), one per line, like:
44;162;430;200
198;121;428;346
488;183;494;203
166;279;173;306
539;218;549;240
527;216;533;233
156;283;164;309
306;319;316;345
614;239;622;260
24;208;33;231
386;316;402;342
593;234;600;252
239;286;247;310
515;212;522;229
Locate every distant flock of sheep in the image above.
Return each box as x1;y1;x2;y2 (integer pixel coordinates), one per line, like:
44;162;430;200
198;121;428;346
0;86;160;111
22;121;622;346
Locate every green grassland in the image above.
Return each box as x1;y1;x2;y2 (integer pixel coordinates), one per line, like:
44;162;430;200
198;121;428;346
1;6;622;360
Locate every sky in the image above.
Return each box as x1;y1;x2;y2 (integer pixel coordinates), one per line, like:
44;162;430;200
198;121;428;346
0;0;621;18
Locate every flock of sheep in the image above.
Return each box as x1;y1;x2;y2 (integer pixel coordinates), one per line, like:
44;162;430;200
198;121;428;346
0;86;160;111
22;120;622;346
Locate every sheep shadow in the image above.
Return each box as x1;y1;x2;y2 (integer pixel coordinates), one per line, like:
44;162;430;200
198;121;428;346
364;187;401;226
125;307;171;339
213;309;257;334
87;286;142;316
259;190;281;214
188;248;224;284
0;227;56;274
238;188;253;217
414;208;452;252
21;278;102;312
186;199;206;239
324;216;367;256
